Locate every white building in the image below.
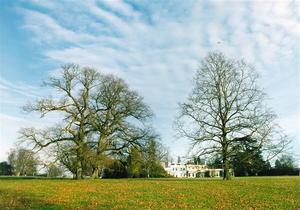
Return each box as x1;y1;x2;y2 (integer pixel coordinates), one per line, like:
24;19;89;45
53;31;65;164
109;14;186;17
164;163;224;178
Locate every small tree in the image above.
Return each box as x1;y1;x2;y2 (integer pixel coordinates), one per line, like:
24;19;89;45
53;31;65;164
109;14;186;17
177;156;181;164
176;52;289;180
8;148;39;176
0;162;13;176
275;154;296;170
46;163;64;177
142;139;168;178
127;146;143;178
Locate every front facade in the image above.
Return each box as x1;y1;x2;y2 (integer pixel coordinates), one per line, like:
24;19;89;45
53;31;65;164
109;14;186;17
164;163;224;178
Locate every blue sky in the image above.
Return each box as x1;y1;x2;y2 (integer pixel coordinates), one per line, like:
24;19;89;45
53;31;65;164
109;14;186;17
0;0;299;163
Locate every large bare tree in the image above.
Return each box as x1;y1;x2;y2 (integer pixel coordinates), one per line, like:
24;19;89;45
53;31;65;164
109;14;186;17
21;65;95;179
20;64;152;179
176;52;289;180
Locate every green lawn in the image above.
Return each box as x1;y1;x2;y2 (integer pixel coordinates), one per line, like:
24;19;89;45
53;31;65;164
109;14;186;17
0;176;299;209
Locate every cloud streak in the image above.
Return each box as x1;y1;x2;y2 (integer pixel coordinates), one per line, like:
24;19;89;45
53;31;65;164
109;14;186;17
1;0;299;159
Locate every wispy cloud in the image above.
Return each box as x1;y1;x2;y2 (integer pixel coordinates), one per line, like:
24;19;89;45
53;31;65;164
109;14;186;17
0;77;43;99
1;0;299;159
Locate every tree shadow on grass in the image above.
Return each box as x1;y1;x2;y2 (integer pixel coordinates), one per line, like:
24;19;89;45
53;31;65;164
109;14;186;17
0;176;71;180
131;178;224;182
0;188;63;210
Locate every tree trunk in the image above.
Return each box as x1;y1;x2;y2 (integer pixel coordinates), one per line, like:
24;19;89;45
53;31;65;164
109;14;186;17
93;137;105;179
75;159;83;180
75;168;82;179
92;166;100;179
222;135;231;180
223;157;231;180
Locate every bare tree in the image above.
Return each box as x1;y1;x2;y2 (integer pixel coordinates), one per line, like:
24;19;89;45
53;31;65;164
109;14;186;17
20;64;152;179
175;52;289;180
8;148;39;176
20;64;98;179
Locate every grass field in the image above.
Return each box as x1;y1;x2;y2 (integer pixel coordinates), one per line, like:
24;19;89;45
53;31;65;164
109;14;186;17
0;176;299;209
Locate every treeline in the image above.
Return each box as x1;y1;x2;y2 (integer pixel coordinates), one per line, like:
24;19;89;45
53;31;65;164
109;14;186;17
0;148;38;176
257;155;300;176
69;138;170;178
207;152;299;177
103;139;169;178
0;138;170;178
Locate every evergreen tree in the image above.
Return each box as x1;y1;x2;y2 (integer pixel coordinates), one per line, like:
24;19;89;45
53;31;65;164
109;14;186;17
275;154;295;170
0;162;13;176
142;139;167;178
127;147;142;178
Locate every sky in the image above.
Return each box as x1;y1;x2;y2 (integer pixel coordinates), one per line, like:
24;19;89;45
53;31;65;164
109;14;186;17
0;0;299;164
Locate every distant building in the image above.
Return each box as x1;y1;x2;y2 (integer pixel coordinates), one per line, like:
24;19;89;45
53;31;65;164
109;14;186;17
164;163;224;178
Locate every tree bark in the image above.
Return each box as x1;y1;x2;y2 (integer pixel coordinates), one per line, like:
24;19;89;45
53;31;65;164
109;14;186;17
75;158;83;180
91;167;100;179
92;136;105;179
223;156;231;180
